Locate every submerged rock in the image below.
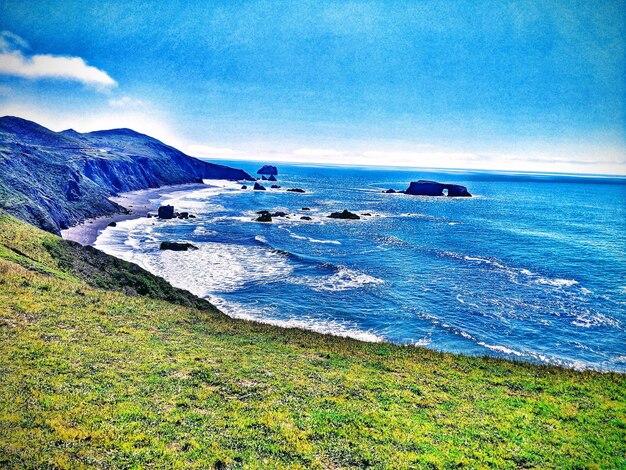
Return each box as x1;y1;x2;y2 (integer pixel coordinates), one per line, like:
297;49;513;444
253;182;267;191
158;205;175;219
301;207;311;211
300;216;312;221
160;241;198;251
405;180;472;197
272;211;287;217
328;209;360;220
270;185;281;189
178;212;189;219
257;165;278;176
286;188;305;193
107;221;117;227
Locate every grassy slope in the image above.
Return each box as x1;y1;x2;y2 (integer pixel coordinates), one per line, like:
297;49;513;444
0;213;624;469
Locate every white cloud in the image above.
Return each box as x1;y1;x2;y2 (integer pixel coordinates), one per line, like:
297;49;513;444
188;144;240;157
0;31;116;90
293;148;345;157
108;96;144;108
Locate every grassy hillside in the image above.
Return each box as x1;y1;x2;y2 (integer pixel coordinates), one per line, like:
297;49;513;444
0;213;624;468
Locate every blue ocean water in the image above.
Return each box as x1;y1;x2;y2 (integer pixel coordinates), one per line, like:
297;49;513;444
95;163;626;372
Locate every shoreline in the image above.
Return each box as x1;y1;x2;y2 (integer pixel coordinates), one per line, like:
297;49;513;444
61;183;211;245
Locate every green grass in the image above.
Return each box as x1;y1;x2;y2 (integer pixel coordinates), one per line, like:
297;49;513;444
0;212;624;468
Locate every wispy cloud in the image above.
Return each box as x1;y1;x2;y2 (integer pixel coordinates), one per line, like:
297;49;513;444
108;96;144;108
188;144;241;157
0;31;116;90
293;148;345;157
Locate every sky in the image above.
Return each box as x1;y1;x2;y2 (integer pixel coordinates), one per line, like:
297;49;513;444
0;0;624;175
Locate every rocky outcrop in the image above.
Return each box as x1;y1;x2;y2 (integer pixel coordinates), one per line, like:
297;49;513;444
287;188;305;193
0;116;254;234
262;175;268;180
241;185;247;189
257;165;278;175
300;216;312;221
328;210;360;220
253;182;266;191
160;241;199;251
383;189;397;193
405;180;472;197
268;175;277;181
158;205;175;219
270;185;281;189
255;211;272;222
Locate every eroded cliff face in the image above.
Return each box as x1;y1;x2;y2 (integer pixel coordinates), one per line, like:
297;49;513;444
0;116;253;233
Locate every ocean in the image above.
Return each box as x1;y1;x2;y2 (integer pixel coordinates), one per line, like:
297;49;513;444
94;162;626;372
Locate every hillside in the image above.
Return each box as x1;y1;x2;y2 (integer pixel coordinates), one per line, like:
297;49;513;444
0;116;253;234
0;212;624;468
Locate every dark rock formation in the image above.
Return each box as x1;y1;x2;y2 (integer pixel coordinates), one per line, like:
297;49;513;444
189;214;196;218
0;116;254;234
268;175;277;181
287;188;305;193
405;180;472;197
160;241;199;251
255;211;272;222
270;185;281;189
253;182;266;191
158;205;175;219
272;211;287;217
301;207;311;211
107;221;117;227
262;175;268;180
257;165;278;175
384;189;396;193
178;212;189;219
361;213;371;216
241;185;247;190
328;210;360;220
300;216;312;221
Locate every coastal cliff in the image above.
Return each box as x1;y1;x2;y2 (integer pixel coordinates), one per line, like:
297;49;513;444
0;116;253;233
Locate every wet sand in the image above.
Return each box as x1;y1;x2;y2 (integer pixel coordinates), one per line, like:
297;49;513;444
61;183;210;245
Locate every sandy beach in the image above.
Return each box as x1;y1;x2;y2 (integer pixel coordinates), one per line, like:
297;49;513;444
61;183;210;245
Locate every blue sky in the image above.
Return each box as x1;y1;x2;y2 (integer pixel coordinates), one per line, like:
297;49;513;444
0;0;624;174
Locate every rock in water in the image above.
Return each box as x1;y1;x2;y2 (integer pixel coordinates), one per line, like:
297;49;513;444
253;182;266;191
384;189;396;193
262;175;268;180
160;241;198;251
158;205;175;219
241;185;247;189
404;180;472;197
257;165;278;176
286;188;305;193
270;185;281;188
107;221;117;227
256;212;272;222
178;212;189;219
300;216;312;220
268;175;277;181
328;209;360;220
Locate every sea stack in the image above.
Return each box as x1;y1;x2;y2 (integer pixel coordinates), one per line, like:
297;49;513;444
158;205;175;219
404;180;472;197
257;165;278;176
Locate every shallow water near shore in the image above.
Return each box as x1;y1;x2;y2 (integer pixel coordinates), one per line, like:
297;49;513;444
94;162;626;371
